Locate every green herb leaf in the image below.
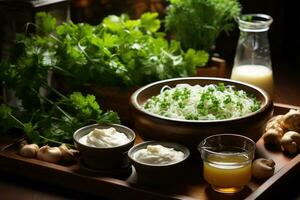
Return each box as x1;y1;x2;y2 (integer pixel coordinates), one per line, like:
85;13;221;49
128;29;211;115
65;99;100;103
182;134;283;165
140;12;161;33
36;12;57;34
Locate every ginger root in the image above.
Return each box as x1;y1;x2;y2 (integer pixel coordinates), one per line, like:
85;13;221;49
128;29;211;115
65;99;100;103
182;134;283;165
280;109;300;132
265;115;284;130
263;115;285;146
263;109;300;154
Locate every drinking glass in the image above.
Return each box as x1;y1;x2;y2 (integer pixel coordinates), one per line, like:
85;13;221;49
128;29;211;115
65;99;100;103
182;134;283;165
198;134;255;193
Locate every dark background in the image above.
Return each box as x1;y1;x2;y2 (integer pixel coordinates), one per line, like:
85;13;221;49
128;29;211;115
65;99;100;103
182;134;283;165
215;0;300;67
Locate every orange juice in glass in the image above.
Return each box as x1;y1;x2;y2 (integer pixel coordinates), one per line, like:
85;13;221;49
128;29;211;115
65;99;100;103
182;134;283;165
198;134;255;193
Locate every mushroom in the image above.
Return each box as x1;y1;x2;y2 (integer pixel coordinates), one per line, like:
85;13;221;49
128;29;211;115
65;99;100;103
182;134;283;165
59;143;79;161
280;131;300;154
37;145;62;163
263;128;284;146
19;144;39;158
252;158;275;179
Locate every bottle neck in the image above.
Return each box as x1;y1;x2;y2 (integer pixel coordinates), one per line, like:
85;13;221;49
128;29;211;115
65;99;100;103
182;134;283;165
234;28;272;69
237;14;273;32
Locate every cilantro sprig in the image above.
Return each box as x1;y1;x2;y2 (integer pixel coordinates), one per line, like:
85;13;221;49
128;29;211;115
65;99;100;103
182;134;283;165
0;92;120;145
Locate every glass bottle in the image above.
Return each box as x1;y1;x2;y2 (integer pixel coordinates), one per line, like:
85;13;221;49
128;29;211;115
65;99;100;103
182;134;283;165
231;14;274;97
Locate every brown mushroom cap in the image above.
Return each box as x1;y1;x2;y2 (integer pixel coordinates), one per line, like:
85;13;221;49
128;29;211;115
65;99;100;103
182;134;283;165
263;128;284;146
252;158;275;179
280;131;300;154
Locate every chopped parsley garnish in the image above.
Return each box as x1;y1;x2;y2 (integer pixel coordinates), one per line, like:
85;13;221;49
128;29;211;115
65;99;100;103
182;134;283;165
143;83;261;120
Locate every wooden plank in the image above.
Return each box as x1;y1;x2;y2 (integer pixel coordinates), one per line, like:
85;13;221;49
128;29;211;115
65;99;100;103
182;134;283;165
245;154;300;200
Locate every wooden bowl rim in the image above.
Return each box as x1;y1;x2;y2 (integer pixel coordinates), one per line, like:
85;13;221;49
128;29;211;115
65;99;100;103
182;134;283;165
130;77;272;123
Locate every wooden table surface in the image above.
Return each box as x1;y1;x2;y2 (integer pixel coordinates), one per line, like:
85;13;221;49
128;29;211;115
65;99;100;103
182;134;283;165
0;64;300;200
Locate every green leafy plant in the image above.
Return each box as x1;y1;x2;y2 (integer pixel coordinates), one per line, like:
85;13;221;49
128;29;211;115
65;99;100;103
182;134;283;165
0;12;64;111
56;12;208;87
0;92;120;145
0;14;120;144
2;12;208;89
165;0;241;52
0;12;208;145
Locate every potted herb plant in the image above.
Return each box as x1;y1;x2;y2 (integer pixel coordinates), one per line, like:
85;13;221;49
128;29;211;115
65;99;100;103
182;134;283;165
165;0;241;77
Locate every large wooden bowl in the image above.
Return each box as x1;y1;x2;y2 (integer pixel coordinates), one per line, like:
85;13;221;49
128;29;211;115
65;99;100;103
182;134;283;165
130;77;273;153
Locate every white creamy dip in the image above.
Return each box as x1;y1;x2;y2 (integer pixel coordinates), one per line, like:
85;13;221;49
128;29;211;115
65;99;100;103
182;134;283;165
133;145;185;165
79;127;130;148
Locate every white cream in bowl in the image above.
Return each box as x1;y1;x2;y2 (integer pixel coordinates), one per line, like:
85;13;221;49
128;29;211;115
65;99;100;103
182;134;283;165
133;144;185;165
79;127;130;148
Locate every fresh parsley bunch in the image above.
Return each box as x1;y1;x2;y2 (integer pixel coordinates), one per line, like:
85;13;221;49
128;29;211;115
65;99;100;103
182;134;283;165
49;12;208;87
0;12;207;145
165;0;241;52
0;92;120;145
2;12;208;89
0;12;63;111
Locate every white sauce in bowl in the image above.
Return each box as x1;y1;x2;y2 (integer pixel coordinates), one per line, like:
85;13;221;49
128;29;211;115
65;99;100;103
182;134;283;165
133;144;185;165
79;127;130;147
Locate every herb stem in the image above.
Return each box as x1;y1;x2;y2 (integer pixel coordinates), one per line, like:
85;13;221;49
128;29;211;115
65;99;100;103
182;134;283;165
32;89;72;121
24;22;63;44
40;135;75;148
8;113;25;128
52;65;74;77
41;81;67;100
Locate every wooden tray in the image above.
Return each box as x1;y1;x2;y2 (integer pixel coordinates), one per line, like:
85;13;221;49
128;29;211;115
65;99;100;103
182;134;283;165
0;103;299;200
